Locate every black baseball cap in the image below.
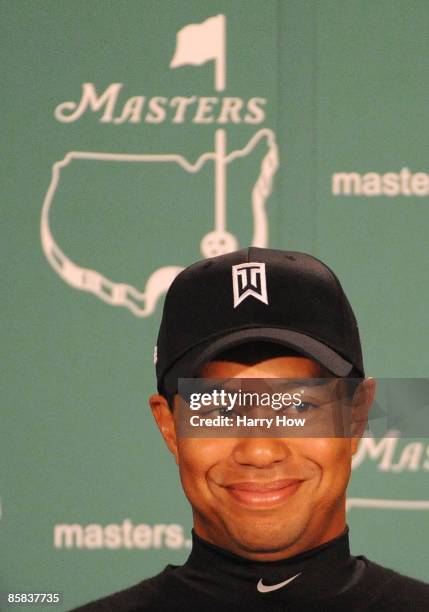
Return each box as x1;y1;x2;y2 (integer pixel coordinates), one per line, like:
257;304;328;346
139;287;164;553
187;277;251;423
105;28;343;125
155;248;364;395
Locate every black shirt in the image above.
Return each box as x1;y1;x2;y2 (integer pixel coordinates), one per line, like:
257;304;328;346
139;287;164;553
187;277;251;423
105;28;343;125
73;526;429;611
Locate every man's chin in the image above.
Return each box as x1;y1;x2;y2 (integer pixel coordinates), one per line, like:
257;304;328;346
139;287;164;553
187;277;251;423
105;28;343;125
222;521;307;558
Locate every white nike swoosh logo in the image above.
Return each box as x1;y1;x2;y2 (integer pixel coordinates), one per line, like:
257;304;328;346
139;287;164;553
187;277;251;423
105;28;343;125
257;572;301;593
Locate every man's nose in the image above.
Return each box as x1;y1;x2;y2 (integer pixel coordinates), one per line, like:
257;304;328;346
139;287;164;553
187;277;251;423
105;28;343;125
232;437;292;468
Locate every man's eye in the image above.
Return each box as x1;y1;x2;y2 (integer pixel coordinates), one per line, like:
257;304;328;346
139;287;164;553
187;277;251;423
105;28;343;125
203;406;231;417
294;401;319;412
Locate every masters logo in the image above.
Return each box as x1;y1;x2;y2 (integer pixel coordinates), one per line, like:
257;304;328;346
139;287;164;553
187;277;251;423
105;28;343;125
41;15;279;317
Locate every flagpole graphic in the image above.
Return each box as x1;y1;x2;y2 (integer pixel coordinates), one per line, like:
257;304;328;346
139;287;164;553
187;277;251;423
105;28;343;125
171;15;236;256
215;129;226;232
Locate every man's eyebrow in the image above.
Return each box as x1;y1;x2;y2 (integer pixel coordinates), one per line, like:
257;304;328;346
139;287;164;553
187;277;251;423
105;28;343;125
266;378;334;389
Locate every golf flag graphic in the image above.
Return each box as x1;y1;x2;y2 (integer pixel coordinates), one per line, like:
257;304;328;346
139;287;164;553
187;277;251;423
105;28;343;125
170;14;226;91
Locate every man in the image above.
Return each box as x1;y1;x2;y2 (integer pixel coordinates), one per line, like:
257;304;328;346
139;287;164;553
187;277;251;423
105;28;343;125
75;248;429;611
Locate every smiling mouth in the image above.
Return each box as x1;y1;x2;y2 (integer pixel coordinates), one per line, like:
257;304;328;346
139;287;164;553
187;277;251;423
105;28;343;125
224;479;304;507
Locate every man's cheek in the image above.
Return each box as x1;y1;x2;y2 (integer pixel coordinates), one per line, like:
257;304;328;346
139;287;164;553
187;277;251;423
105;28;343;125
319;440;352;487
178;439;225;460
177;441;221;484
313;438;350;458
305;440;351;480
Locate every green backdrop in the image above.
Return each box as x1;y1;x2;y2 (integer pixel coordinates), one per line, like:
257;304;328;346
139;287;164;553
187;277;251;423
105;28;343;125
2;1;428;609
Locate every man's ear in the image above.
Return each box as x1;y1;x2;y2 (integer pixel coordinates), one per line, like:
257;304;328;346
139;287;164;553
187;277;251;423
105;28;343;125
350;378;376;455
149;394;178;464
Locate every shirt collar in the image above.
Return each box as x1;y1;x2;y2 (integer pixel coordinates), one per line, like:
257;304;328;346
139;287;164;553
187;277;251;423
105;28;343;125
182;525;360;602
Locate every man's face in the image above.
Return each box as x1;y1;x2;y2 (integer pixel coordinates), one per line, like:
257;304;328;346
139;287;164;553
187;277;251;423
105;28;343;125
150;356;372;561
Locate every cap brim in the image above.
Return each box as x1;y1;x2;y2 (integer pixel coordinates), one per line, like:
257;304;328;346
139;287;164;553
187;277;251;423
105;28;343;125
161;328;355;394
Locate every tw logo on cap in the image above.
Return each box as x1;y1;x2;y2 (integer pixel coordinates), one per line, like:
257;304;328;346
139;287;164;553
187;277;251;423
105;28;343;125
232;262;268;308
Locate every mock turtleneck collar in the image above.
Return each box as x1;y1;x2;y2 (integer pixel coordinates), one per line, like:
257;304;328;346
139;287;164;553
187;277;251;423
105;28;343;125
188;526;351;569
179;525;363;604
